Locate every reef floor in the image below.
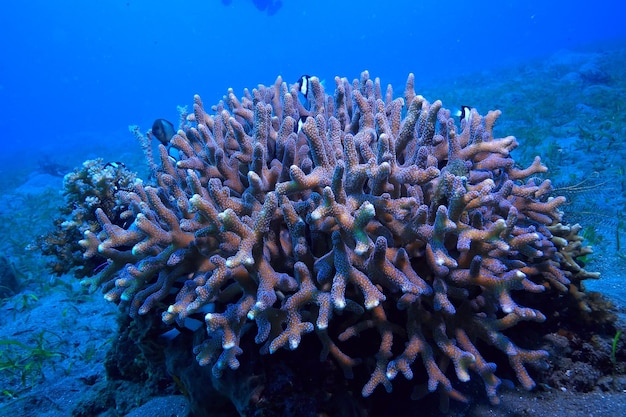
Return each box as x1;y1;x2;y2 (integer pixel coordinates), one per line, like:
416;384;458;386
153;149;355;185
0;280;624;417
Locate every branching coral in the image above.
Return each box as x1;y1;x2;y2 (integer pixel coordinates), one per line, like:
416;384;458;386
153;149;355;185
78;72;597;405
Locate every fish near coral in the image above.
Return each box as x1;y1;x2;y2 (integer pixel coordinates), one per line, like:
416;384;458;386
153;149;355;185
151;118;176;145
79;71;598;410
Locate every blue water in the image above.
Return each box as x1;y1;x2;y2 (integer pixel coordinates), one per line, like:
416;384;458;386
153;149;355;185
1;0;624;171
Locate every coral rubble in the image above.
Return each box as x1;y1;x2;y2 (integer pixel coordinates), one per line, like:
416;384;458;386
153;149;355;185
77;72;601;408
36;159;136;277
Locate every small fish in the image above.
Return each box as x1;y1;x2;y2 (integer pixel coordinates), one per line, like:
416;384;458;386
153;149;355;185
296;74;327;100
297;74;312;98
297;74;320;114
104;161;126;170
296;75;326;122
297;116;305;134
456;105;472;124
152;119;176;145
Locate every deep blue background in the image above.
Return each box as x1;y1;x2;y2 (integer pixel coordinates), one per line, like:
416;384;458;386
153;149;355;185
1;0;624;171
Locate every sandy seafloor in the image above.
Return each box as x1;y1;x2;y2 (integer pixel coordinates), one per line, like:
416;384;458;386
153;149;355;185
1;42;625;416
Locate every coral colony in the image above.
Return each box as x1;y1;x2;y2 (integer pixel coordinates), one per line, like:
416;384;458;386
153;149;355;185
74;72;598;405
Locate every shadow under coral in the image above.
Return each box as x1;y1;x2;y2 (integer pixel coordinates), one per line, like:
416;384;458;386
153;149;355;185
77;283;621;417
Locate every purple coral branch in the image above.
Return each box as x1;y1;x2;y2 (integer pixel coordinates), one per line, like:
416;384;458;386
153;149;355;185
79;71;588;405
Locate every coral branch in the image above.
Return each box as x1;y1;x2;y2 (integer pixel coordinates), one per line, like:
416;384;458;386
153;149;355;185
73;71;597;407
